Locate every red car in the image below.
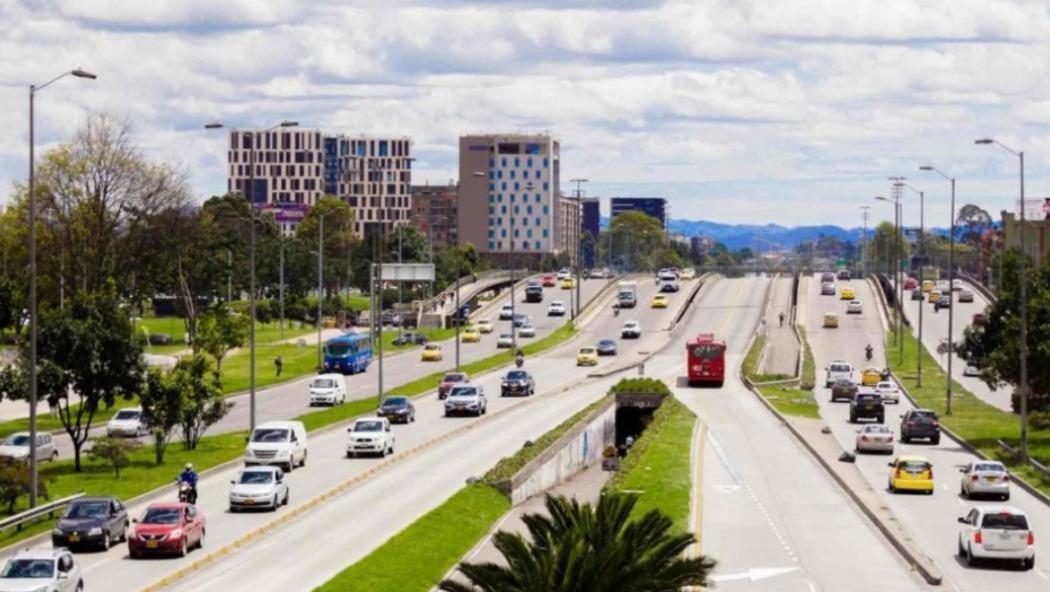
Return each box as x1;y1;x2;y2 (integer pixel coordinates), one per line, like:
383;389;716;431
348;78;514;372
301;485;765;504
128;502;206;558
542;275;556;287
904;277;918;290
972;313;986;326
438;371;469;400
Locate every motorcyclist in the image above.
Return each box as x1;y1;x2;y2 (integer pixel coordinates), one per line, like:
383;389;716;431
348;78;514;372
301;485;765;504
177;463;199;504
865;343;873;361
613;302;620;316
514;349;525;368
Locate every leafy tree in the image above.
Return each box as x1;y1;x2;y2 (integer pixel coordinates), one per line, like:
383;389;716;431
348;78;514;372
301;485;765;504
0;463;46;514
87;436;141;478
140;367;186;464
957;204;993;246
439;493;715;592
599;212;668;272
865;221;911;275
297;196;356;297
0;284;144;471
196;304;249;375
174;354;232;450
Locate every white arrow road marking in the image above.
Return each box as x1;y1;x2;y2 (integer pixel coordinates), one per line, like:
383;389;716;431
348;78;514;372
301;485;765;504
714;484;741;494
710;567;800;583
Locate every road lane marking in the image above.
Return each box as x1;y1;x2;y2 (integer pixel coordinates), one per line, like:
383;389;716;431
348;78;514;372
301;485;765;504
1034;567;1048;580
706;431;743;487
709;566;800;583
716;278;749;336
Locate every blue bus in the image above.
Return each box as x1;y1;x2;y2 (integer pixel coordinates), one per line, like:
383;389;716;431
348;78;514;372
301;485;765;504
323;333;373;374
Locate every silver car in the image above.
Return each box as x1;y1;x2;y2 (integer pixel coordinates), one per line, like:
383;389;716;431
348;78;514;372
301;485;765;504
875;381;900;404
855;424;894;454
229;466;290;511
959;460;1011;500
518;323;536;338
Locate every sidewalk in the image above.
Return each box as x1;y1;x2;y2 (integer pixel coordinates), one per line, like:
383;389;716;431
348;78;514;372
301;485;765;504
760;276;799;377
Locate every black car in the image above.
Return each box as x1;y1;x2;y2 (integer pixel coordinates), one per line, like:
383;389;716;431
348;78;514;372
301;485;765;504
392;332;427;346
900;409;940;444
52;496;129;550
377;396;415;424
501;370;535;397
597;339;618;356
933;298;952;311
525;284;544;303
911;289;924;301
830;378;858;402
849;391;884;423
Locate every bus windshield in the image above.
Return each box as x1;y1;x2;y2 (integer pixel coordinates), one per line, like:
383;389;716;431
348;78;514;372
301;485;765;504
690;344;724;360
325;341;357;356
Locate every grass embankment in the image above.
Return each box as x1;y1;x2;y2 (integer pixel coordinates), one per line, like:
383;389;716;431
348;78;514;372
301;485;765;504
742;330;820;420
604;396;696;533
886;329;1050;495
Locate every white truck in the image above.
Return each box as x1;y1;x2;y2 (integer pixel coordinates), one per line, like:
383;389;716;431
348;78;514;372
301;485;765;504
616;281;638;309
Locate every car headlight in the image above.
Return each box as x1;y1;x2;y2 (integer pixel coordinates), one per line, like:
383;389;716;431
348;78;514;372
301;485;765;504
244;449;254;458
167;528;183;540
88;526;103;536
52;527;63;536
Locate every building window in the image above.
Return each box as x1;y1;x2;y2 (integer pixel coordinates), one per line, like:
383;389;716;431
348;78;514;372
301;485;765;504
543;229;549;238
501;182;507;190
527;157;533;167
514;229;519;238
535;217;541;225
509;170;516;179
514;205;520;214
543;182;549;191
543;158;549;167
514;182;520;191
501;228;507;237
535;241;541;250
527;205;533;214
489;159;495;167
543;206;549;214
536;193;542;201
489;183;495;191
501;158;507;167
514;157;520;167
527;229;533;238
488;229;494;238
497;171;503;179
501;205;507;214
523;217;528;226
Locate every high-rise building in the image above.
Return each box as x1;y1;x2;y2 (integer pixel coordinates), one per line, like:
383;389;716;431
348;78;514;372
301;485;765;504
331;136;413;237
580;197;600;239
411;183;459;249
458;134;562;264
559;195;581;267
227;128;326;208
610;197;667;229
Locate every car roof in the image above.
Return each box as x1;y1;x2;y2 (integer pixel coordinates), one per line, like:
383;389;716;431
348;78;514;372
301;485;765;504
896;455;930;462
354;416;388;423
73;496;119;504
314;373;344;380
147;502;189;510
10;548;67;560
975;505;1026;516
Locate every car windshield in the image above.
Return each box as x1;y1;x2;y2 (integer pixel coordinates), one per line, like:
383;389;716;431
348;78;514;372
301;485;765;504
354;421;384;432
442;374;465;383
383;397;408;407
830;364;850;372
877;383;896;390
499;334;512;339
599;340;614;347
424;345;439;351
449;387;478;398
974;463;1005;472
580;348;596;355
3;434;29;447
251;428;290;443
912;411;937;420
141;507;182;524
898;460;930;472
0;559;54;579
864;425;891;433
65;501;108;519
857;395;879;404
982;513;1029;530
114;410;140;420
506;371;528;380
239;471;274;484
312;379;337;389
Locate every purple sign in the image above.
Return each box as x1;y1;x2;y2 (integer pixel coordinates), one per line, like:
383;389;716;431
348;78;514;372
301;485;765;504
258;202;309;224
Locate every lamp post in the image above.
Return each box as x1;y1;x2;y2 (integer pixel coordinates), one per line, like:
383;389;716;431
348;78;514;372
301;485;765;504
316;211;329;370
570;178;588;319
899;182;925;388
875;193;902;362
27;67;96;508
975;138;1029;462
888;177;907;362
920;165;957;415
205;120;299;433
860;206;871;279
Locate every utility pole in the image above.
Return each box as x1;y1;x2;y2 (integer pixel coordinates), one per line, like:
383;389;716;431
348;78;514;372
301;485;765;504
316;213;326;370
860;206;871;279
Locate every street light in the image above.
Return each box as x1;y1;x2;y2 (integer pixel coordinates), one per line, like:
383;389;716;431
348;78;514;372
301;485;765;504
898;182;926;389
920;165;958;415
570;178;588;319
316;211;330;370
26;67;96;508
205;120;299;433
975;138;1030;462
874;193;903;363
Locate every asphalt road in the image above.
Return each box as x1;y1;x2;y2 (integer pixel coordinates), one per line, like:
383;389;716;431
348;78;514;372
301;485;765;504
48;276;699;591
805;274;1050;591
665;275;927;591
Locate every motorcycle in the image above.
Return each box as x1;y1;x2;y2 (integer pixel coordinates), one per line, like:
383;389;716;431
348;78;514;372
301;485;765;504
514;354;524;368
613;304;620;317
865;345;873;362
177;480;197;505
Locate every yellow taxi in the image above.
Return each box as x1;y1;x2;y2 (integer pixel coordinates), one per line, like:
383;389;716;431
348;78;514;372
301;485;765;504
560;277;576;289
461;326;481;343
477;319;494;334
822;312;839;328
840;285;856;300
651;295;669;309
922;279;935;293
861;366;882;386
576;346;599;366
887;455;935;494
420;343;443;362
928;289;942;304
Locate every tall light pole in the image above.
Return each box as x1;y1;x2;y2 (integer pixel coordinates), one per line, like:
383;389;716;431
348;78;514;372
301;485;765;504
875;193;902;362
920;165;957;415
975;138;1029;461
316;211;329;370
27;67;96;508
888;177;907;363
206;120;299;433
860;206;871;279
570;178;588;319
900;182;925;388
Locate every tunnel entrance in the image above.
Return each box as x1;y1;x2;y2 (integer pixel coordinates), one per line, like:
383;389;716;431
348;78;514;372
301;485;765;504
612;393;666;456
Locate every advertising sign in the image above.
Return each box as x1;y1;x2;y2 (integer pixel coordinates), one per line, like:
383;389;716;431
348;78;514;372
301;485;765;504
1016;198;1050;221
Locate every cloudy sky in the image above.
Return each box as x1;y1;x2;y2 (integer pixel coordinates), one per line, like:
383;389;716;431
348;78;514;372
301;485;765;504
2;0;1049;229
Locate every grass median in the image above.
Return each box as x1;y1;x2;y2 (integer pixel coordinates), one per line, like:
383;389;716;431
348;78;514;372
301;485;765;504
742;331;820;420
886;328;1050;495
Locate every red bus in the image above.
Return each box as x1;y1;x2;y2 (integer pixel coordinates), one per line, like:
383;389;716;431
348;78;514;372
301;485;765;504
687;333;727;387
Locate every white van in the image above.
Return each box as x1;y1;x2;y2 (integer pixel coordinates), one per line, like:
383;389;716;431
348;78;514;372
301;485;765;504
245;420;308;472
309;374;347;406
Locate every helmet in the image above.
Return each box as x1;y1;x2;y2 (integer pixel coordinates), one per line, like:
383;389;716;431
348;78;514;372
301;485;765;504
185;463;194;471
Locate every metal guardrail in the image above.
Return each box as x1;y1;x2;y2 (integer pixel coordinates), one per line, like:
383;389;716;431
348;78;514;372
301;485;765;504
996;439;1050;480
0;493;84;534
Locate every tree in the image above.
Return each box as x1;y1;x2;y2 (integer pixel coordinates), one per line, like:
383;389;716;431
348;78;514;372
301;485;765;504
87;436;141;478
439;493;715;592
0;284;143;471
601;212;668;272
0;463;46;514
296;196;356;297
956;204;993;246
865;221;911;275
174;354;232;450
196;304;249;375
140;367;185;464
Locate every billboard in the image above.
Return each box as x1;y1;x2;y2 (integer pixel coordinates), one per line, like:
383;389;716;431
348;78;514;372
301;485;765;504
1015;198;1050;221
258;202;309;224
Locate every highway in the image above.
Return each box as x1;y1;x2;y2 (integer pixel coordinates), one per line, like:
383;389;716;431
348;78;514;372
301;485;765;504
49;275;696;591
37;277;611;459
663;275;927;591
805;274;1050;590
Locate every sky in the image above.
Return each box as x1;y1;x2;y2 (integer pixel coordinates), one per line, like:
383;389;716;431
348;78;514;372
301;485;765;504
2;0;1049;229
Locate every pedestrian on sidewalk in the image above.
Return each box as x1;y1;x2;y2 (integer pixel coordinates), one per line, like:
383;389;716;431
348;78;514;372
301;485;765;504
274;355;283;377
779;312;785;327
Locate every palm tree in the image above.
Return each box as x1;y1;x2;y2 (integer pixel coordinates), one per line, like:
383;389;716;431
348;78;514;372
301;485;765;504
439;493;716;592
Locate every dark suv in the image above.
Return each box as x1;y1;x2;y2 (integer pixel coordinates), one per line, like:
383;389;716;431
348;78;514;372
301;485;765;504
392;332;427;346
830;379;858;403
850;390;884;423
500;369;535;397
900;409;940;444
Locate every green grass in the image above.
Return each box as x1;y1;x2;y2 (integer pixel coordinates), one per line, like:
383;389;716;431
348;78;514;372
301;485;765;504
219;341;321;395
378;327;459;353
740;326;820;419
604;396;696;533
886;329;1050;495
757;383;821;419
0;398;141;440
798;326;816;391
137;317;314;356
313;483;510;592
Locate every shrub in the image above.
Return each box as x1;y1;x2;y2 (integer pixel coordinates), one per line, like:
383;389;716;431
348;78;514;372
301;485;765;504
608;377;671;395
1029;410;1050;431
87;436;141;478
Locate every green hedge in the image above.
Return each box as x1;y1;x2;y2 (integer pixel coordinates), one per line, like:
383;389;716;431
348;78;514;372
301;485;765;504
608;377;671;395
798;326;816;391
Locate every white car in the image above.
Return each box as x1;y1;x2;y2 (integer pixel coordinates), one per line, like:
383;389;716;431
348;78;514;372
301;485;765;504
875;381;901;404
229;466;289;511
846;300;863;314
958;505;1035;570
519;323;536;338
547;301;566;316
477;319;494;334
0;432;57;464
657;269;676;282
444;385;487;417
556;268;572;281
621;320;641;339
824;360;853;387
0;548;82;592
963;364;980;377
245;421;308;472
959;460;1011;500
680;268;696;280
346;417;395;458
496;333;514;348
952;279;964;291
106;407;148;437
855;424;894;454
498;304;514;320
308;374;347;406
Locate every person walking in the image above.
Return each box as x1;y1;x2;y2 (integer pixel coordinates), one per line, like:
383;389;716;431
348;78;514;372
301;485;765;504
779;312;785;327
274;355;283;377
